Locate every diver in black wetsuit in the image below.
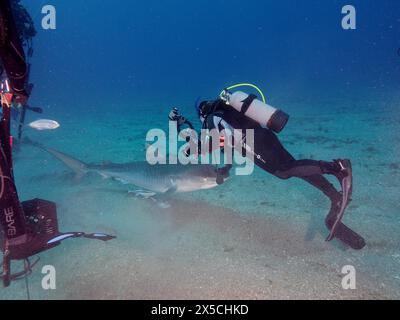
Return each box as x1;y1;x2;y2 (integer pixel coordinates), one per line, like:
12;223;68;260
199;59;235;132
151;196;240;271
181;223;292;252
170;93;365;250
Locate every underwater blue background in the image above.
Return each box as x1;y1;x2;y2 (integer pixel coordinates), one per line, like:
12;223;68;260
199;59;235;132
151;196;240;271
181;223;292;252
1;0;399;299
24;0;400;113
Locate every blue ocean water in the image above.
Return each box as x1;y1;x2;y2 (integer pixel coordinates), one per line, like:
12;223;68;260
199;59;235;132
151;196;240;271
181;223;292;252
24;0;400;111
1;0;400;299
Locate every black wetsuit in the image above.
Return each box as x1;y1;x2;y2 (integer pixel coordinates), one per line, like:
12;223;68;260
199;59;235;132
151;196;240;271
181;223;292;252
201;99;343;204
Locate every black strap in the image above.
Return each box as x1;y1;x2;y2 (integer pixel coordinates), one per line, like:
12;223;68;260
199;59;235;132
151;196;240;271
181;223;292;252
240;94;257;115
202;111;224;131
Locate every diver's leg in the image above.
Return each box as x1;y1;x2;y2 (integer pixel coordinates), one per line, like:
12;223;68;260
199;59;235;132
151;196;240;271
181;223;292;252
250;128;353;211
273;158;356;241
274;158;353;216
300;174;341;204
250;128;348;185
251;129;363;248
250;129;340;202
275;166;363;248
274;159;351;186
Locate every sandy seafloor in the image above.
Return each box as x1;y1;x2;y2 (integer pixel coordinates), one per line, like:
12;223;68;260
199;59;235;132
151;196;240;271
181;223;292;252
1;94;399;300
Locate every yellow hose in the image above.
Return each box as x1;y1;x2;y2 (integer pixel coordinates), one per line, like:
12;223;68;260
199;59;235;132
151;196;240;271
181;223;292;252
221;83;266;103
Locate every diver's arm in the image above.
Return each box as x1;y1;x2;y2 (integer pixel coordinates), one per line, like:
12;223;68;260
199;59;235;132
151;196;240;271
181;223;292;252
199;114;234;156
169;107;194;131
168;107;232;184
169;107;199;157
168;107;231;157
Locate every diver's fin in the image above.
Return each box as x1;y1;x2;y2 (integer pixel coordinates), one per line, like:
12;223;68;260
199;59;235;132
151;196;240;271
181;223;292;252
326;160;353;242
46;232;115;246
325;218;366;250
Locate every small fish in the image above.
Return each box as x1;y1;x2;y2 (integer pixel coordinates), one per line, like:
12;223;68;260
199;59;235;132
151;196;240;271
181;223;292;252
29;119;60;131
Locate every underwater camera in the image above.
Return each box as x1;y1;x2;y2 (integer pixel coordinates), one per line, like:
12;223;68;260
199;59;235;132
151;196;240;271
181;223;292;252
0;136;115;288
17;199;61;255
0;199;60;287
1;197;116;287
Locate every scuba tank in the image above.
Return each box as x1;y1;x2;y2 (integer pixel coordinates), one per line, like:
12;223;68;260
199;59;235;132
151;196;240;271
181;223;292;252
220;87;289;134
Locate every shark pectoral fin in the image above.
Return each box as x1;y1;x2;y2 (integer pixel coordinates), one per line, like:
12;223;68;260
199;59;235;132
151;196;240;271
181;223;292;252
115;178;130;185
127;189;171;209
154;200;171;209
164;184;178;196
149;185;177;209
150;195;171;209
73;171;87;183
99;172;110;179
128;189;157;199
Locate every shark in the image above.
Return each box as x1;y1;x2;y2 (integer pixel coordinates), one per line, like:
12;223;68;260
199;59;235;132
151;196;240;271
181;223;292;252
25;139;229;198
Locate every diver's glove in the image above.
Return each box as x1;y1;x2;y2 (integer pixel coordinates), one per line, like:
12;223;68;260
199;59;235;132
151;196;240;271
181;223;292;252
168;107;186;126
169;107;195;131
216;165;232;185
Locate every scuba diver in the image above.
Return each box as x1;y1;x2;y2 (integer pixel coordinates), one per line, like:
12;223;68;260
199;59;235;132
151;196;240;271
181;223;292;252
170;84;366;250
0;0;42;143
0;0;114;288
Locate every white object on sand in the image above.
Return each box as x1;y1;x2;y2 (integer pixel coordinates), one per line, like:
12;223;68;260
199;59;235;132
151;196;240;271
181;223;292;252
28;119;60;131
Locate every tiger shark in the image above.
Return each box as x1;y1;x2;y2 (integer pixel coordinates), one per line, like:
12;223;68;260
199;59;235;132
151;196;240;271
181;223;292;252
25;139;229;197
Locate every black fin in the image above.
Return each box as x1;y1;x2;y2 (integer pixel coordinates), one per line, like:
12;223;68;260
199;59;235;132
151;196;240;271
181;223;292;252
326;160;353;241
326;219;366;250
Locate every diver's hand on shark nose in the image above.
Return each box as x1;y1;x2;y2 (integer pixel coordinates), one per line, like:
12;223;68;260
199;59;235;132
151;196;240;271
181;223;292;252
215;164;232;185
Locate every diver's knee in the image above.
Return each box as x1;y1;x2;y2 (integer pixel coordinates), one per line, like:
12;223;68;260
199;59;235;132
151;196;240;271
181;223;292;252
273;161;295;180
273;170;291;180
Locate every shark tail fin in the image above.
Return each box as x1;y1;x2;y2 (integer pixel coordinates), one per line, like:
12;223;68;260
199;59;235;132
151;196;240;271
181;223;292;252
22;137;89;179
